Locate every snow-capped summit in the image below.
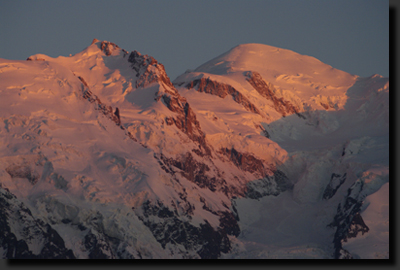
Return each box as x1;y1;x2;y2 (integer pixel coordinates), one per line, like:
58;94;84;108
0;40;389;259
196;43;348;75
195;43;356;90
175;43;358;118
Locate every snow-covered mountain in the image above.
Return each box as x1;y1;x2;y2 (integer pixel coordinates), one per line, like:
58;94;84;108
0;40;389;259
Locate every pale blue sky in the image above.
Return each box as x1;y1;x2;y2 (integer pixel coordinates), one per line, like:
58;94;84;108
0;0;389;80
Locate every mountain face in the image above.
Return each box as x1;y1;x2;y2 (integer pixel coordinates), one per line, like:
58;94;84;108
0;40;389;259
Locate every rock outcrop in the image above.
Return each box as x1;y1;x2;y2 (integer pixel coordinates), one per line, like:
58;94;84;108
323;173;347;200
328;180;370;259
98;40;122;56
245;71;304;118
186;77;262;116
78;75;139;143
137;200;239;259
127;50;211;155
128;50;173;90
0;187;76;259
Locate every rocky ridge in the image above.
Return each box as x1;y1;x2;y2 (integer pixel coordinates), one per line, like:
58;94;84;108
0;40;389;259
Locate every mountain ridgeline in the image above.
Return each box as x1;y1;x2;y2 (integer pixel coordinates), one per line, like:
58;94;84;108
0;40;389;259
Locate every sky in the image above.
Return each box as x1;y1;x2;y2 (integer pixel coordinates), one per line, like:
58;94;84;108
0;0;389;80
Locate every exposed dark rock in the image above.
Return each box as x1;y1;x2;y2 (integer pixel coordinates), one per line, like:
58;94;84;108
114;107;121;125
246;170;292;199
199;196;218;215
323;173;347;200
61;218;72;224
197;221;230;259
158;152;219;193
218;211;240;237
77;223;87;231
26;57;45;61
256;124;270;138
165;117;174;126
138;200;237;259
344;212;369;241
320;102;337;110
99;41;120;56
50;173;68;190
5;165;40;185
142;200;177;219
219;147;274;178
84;230;117;259
128;50;174;90
186;77;262;116
231;201;240;221
77;76;143;147
0;187;76;259
37;223;76;259
78;75;89;88
245;71;304;118
157;152;247;198
159;92;211;156
127;50;211;156
320;102;330;110
328;180;369;259
78;77;120;126
157;146;292;200
158;145;290;201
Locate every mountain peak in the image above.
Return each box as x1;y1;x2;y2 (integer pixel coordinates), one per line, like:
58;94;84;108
191;42;357;101
0;39;389;259
92;40;121;56
195;43;332;76
231;43;280;51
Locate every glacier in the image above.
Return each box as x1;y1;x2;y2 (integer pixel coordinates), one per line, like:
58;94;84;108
0;40;389;259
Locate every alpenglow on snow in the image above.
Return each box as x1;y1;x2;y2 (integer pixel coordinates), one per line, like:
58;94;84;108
0;40;389;259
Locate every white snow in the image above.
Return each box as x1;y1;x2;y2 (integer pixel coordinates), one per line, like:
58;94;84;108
0;40;389;259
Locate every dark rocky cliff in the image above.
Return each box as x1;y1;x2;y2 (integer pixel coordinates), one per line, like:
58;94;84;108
245;71;304;118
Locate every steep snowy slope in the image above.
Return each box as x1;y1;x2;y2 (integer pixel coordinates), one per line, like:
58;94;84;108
175;43;357;117
173;43;389;259
0;40;293;259
0;40;389;259
0;57;174;258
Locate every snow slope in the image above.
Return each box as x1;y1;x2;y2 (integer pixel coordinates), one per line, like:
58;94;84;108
176;43;357;115
0;40;389;259
173;43;389;259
